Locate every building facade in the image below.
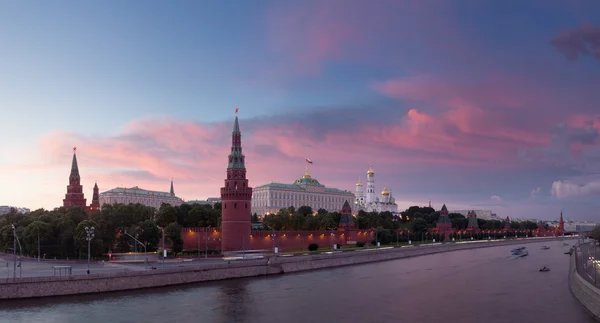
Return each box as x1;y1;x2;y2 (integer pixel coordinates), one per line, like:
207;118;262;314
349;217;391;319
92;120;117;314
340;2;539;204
220;112;252;253
452;209;496;220
251;170;355;216
354;166;398;213
0;206;30;215
185;197;222;206
99;180;183;209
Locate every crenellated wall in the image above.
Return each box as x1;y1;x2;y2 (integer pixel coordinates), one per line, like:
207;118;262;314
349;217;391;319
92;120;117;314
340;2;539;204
181;228;377;252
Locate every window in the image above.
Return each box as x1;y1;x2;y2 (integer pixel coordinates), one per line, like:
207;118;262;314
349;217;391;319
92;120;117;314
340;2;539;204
245;203;247;209
234;203;237;209
224;203;227;209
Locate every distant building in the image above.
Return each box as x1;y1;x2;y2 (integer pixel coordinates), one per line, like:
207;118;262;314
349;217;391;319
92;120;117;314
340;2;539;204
0;206;30;215
354;166;398;213
452;209;495;220
251;169;355;216
185;197;222;206
99;180;183;209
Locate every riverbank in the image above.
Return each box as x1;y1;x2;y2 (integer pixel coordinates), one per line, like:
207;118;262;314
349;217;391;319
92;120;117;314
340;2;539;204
569;243;600;321
0;236;574;300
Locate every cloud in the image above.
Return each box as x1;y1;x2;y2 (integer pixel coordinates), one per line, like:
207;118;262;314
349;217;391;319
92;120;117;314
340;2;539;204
491;195;502;201
551;22;600;62
551;175;600;199
530;187;542;198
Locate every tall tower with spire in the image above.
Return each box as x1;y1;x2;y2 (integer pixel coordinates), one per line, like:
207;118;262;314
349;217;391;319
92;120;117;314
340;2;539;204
220;109;253;253
63;147;87;208
170;178;175;196
366;166;375;204
89;182;100;213
558;210;565;235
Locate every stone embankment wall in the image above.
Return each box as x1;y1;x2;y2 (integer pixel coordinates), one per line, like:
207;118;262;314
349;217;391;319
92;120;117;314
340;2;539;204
569;248;600;321
0;237;569;300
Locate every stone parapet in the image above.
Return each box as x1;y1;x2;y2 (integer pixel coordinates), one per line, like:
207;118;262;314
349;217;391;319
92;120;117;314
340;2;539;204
0;236;572;300
569;247;600;321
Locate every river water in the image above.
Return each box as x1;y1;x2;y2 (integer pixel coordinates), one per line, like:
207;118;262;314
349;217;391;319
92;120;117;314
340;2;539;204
0;240;594;323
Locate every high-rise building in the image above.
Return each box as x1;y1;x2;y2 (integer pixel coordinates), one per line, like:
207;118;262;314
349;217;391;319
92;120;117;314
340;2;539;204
220;110;252;253
63;148;87;208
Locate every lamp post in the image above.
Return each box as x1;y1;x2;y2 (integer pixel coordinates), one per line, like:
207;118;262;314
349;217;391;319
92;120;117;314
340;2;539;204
124;231;147;267
205;226;211;259
156;226;165;267
11;224;16;278
85;226;95;274
271;229;276;254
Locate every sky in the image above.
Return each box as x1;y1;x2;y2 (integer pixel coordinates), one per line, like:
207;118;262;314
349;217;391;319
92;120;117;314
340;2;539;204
1;0;599;221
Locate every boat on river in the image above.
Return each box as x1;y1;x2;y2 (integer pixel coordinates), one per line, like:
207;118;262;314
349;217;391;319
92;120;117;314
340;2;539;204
511;247;528;258
539;266;550;272
541;246;550;250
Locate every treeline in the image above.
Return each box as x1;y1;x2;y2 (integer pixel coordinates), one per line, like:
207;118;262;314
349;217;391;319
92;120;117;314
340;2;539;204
0;202;222;259
259;205;542;234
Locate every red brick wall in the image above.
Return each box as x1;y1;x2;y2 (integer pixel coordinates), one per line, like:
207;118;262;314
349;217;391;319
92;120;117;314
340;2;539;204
181;228;377;252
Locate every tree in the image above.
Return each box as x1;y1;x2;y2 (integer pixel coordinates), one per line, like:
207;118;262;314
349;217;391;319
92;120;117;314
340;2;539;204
165;222;183;256
155;203;177;227
136;220;162;252
591;227;600;241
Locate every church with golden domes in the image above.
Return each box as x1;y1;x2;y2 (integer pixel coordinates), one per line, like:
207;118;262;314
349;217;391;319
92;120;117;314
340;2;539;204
354;166;398;214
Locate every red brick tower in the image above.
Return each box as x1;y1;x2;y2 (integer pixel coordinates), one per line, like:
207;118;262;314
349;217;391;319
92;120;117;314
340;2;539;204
338;200;357;243
504;216;511;231
466;210;480;234
558;210;565;235
89;182;100;213
436;204;454;240
220;110;252;253
63;147;87;208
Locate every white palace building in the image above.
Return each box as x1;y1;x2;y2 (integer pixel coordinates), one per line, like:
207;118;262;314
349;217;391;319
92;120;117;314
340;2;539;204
354;166;398;213
99;180;183;209
251;169;355;216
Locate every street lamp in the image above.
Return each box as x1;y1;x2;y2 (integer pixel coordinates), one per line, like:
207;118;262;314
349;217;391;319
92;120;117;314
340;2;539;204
205;226;211;259
271;229;276;254
85;226;95;274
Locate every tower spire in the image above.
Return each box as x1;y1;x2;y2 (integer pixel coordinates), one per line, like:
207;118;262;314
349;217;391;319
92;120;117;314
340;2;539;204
170;178;175;196
221;110;252;253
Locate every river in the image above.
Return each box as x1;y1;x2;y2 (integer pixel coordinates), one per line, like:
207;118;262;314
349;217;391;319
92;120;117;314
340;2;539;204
0;240;594;323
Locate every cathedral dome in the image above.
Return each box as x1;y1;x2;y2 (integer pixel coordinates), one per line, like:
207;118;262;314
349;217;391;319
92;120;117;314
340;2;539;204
367;166;374;176
381;187;390;196
356;177;363;186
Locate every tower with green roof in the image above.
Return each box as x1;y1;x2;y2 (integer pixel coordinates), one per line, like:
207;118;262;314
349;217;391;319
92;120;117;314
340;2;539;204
220;110;253;253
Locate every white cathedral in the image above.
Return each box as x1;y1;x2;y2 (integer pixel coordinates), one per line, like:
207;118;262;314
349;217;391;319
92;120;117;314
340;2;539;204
354;166;398;214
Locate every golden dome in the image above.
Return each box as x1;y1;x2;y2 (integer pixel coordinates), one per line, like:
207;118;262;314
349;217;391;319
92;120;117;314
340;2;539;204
367;165;374;176
356;177;363;186
302;170;311;179
381;187;390;196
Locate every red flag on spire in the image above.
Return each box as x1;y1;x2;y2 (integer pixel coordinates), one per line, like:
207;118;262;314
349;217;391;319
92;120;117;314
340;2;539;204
73;146;77;152
306;158;313;164
235;107;239;114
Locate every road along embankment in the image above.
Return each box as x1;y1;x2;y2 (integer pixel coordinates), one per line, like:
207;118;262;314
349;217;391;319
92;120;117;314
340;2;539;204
0;237;572;300
569;246;600;321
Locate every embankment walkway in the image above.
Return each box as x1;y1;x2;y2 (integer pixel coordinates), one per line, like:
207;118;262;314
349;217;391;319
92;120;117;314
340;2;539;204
0;236;574;300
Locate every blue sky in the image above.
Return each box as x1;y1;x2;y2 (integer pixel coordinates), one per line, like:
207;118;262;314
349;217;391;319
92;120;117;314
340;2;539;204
1;0;599;221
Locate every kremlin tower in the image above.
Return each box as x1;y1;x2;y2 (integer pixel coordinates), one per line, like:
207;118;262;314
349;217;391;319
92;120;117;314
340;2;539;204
558;210;565;235
89;182;100;213
220;109;253;253
63;147;87;209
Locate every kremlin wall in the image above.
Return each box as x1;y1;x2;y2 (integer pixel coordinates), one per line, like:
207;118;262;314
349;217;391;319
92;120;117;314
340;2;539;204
60;111;566;254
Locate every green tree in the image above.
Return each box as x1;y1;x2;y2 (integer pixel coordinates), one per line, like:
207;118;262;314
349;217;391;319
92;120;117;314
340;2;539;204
165;222;183;256
155;203;177;227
